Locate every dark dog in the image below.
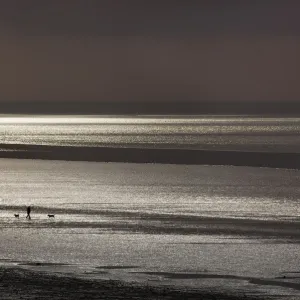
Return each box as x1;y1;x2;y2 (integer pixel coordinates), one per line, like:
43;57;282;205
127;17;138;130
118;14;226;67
14;214;19;218
48;214;55;218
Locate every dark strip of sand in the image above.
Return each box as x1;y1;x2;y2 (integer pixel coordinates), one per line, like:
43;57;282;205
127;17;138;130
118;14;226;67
0;267;265;300
0;143;300;169
133;271;300;292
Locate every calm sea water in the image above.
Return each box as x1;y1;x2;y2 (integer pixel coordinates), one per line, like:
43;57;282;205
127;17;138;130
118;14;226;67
0;115;300;298
0;115;300;152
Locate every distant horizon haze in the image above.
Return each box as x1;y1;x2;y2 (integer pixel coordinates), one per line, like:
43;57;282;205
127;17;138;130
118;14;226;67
1;101;300;115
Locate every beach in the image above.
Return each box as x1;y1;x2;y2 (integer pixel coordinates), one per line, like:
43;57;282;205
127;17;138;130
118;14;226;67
0;116;300;298
0;158;300;299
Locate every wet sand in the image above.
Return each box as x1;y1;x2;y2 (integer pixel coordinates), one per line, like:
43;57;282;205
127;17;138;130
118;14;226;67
0;143;300;169
0;267;265;300
3;205;300;239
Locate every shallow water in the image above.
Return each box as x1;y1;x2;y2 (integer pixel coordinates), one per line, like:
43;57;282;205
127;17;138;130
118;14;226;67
0;159;300;221
0;159;300;298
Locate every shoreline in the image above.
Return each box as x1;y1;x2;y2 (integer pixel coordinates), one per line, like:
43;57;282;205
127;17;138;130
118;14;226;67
0;266;265;299
0;144;300;169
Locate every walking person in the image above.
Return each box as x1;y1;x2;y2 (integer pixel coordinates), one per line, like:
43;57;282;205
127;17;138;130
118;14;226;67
26;206;31;220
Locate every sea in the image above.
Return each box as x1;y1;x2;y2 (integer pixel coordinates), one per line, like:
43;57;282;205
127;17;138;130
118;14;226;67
1;115;300;299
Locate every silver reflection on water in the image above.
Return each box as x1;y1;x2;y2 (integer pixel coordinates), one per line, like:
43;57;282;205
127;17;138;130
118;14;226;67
0;115;300;151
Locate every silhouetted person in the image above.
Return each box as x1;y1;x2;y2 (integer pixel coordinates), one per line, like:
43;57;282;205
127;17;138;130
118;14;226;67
26;206;31;220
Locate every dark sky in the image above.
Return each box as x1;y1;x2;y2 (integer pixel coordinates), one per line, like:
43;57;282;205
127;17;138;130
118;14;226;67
1;1;300;104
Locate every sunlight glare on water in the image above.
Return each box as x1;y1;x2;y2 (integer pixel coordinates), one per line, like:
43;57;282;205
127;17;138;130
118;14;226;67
0;115;300;151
